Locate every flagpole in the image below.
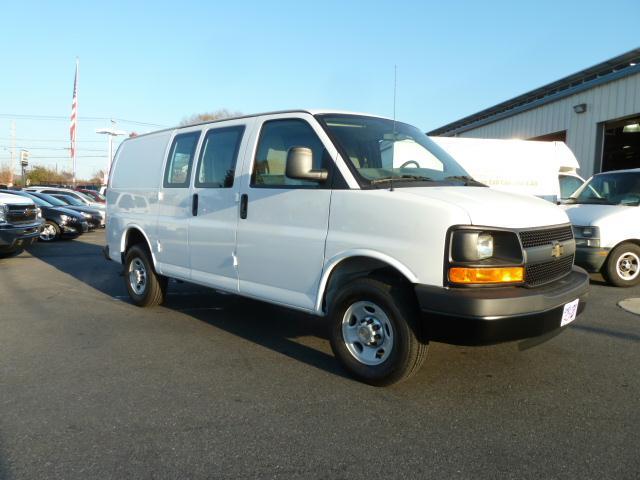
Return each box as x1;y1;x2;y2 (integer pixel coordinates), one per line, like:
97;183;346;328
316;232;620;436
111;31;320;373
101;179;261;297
72;57;78;186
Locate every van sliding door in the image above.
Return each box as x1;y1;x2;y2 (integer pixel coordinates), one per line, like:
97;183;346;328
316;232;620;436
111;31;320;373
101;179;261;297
155;130;201;279
188;120;253;292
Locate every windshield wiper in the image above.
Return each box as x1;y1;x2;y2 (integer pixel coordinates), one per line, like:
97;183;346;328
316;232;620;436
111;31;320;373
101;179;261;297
444;175;486;186
370;175;434;185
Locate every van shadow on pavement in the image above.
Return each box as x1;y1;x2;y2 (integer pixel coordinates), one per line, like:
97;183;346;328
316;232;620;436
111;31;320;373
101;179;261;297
26;237;349;380
0;434;12;480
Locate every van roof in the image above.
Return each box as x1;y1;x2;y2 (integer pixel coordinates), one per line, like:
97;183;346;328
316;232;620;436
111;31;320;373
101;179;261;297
125;109;391;141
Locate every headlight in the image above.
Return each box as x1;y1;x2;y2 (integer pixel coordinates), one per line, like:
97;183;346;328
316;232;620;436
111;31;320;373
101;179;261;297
448;228;524;285
0;204;7;223
36;207;42;219
477;233;493;259
572;226;600;247
82;212;91;219
60;214;70;223
450;230;521;263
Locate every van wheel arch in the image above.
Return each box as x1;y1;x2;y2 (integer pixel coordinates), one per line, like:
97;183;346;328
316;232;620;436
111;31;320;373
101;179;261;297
122;227;154;264
322;256;417;315
600;238;640;273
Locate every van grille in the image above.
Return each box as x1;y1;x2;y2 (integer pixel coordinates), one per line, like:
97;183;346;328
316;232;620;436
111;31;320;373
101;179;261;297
525;254;574;287
519;225;573;248
7;204;37;224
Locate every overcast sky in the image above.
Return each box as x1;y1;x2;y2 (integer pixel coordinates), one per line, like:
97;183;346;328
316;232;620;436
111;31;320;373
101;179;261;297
1;0;639;179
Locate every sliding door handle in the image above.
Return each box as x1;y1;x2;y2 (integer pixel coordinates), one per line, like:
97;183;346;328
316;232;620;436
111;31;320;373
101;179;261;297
240;193;248;219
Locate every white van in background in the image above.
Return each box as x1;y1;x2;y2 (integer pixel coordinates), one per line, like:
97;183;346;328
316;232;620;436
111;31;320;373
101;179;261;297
105;110;588;386
564;169;640;287
430;137;585;202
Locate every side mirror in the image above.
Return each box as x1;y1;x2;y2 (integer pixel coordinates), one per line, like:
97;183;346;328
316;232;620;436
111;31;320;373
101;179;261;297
285;147;328;182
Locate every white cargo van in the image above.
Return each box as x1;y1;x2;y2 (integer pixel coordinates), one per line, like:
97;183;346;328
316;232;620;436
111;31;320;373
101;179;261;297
564;168;640;287
430;137;585;202
105;110;589;385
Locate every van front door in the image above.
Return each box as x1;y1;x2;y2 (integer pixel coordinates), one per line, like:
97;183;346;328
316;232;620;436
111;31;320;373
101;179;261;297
188;121;251;292
235;114;337;310
156;130;201;279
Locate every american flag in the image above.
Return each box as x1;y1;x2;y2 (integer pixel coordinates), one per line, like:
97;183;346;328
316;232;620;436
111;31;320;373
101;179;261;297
70;60;78;160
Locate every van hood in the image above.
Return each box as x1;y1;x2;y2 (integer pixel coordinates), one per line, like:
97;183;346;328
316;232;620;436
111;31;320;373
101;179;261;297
401;186;569;228
0;192;34;206
563;203;638;227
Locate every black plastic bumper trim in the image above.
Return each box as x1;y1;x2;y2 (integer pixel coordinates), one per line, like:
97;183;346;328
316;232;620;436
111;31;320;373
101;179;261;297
574;246;609;273
415;266;589;345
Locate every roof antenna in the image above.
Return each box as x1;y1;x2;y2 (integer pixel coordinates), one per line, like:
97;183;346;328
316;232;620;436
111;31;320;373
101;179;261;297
390;64;397;192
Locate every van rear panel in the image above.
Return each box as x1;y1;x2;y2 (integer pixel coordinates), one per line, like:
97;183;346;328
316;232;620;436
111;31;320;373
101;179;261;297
110;131;172;189
107;130;173;263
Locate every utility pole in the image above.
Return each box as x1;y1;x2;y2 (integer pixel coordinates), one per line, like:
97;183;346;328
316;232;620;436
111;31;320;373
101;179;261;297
10;121;16;186
96;119;126;185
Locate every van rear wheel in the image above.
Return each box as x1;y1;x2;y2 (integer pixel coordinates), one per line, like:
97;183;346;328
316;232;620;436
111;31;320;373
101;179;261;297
329;278;428;386
124;245;167;307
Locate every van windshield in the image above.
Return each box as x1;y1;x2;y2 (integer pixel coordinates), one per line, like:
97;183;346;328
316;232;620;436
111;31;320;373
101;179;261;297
317;114;482;187
570;172;640;206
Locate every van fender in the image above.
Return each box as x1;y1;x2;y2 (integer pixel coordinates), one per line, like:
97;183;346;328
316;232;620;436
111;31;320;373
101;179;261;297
120;224;158;267
314;249;419;314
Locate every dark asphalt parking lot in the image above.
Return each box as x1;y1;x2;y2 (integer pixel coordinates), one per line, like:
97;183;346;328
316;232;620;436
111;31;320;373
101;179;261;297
1;231;639;479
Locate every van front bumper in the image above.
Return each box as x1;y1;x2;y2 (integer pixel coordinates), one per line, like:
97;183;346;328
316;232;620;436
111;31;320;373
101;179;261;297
574;246;609;273
415;267;589;346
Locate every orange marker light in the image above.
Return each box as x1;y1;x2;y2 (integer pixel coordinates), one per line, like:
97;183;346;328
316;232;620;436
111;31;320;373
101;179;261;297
449;266;524;284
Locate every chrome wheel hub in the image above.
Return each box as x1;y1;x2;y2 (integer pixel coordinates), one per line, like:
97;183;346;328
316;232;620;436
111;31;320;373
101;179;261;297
40;224;56;241
128;258;147;295
617;252;640;280
357;317;384;346
342;301;394;366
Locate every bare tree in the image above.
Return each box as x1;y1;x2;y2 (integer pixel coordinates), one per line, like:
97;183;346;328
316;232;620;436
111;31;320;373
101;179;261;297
0;162;13;185
90;169;106;184
180;109;242;126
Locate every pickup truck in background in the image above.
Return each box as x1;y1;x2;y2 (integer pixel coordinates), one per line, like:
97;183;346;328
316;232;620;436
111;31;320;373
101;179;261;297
0;192;43;256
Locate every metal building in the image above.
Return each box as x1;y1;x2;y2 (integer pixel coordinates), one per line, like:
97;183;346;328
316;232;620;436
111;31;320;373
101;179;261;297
428;48;640;177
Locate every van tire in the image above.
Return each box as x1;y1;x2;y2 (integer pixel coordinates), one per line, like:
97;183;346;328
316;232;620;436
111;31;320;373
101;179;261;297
124;244;167;307
603;242;640;287
328;277;427;386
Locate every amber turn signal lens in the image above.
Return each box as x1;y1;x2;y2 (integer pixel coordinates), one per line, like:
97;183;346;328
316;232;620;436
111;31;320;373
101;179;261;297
449;266;524;284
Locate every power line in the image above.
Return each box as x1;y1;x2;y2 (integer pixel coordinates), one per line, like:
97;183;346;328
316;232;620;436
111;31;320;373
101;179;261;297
0;155;107;159
0;137;107;143
0;113;167;127
0;145;106;152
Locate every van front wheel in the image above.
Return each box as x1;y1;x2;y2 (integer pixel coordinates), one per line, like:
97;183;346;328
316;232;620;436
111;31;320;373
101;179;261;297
329;278;427;386
124;245;167;307
603;242;640;287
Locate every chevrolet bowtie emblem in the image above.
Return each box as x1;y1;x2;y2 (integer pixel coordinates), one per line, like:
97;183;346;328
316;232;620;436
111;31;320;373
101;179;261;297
551;241;564;259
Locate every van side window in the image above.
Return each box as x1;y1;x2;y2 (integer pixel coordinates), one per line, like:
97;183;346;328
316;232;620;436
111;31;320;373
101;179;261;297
164;131;201;188
251;119;328;188
195;126;245;188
